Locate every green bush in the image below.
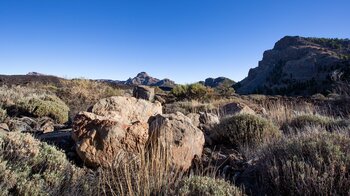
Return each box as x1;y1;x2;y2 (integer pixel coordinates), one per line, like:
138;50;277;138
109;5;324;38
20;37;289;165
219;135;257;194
178;176;243;196
284;114;350;132
212;114;280;148
248;132;350;195
18;95;69;124
0;133;93;196
171;83;213;100
171;85;189;99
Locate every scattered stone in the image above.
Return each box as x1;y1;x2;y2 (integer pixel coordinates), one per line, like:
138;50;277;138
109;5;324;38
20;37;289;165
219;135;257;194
199;112;220;125
0;123;9;136
220;102;255;117
38;117;55;133
0;123;9;132
133;85;155;101
154;94;166;104
8;118;34;132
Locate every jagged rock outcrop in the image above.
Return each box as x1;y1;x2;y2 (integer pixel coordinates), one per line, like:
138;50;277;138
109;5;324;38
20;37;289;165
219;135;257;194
237;36;350;95
72;96;162;168
147;112;205;170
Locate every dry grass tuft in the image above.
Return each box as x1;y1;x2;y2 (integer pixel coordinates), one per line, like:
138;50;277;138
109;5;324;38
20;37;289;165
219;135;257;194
283;114;350;133
56;79;124;119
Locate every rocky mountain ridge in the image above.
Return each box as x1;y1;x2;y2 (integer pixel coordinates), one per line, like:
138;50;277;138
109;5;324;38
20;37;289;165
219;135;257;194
99;72;176;88
236;36;350;95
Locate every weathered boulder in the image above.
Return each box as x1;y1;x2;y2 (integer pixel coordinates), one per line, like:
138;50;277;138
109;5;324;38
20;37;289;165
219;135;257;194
72;96;162;167
133;85;155;101
91;96;162;123
220;102;255;117
147;112;205;170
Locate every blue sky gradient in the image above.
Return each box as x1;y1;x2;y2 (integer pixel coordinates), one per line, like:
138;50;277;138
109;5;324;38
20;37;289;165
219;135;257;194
1;0;349;83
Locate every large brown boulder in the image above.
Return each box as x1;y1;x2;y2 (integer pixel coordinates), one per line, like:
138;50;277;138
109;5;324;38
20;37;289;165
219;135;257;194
72;96;162;168
147;112;205;170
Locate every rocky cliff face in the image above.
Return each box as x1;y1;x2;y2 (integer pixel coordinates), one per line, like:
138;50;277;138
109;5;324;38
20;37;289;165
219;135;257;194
236;36;350;95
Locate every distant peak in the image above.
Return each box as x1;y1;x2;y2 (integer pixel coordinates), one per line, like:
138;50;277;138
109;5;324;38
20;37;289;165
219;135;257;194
27;72;46;76
136;72;149;77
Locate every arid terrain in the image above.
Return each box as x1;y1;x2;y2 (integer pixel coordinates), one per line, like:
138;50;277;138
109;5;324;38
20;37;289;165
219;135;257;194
1;36;350;196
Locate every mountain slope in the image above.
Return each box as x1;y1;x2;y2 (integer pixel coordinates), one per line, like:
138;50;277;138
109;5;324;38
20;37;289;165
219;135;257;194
236;36;350;95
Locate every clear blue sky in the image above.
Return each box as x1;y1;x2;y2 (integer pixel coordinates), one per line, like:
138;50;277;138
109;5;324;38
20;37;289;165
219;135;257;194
1;0;349;83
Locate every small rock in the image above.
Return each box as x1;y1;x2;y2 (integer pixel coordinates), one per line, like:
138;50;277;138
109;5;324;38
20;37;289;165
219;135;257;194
8;118;33;132
199;112;219;125
133;85;155;101
220;102;255;117
38;117;55;133
0;123;9;132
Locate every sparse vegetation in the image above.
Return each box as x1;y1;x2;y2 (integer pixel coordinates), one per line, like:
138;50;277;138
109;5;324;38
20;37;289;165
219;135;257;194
17;95;70;124
212;114;280;148
0;133;94;196
246;131;350;195
0;69;350;195
171;83;214;100
56;79;124;119
284;114;350;133
178;176;243;196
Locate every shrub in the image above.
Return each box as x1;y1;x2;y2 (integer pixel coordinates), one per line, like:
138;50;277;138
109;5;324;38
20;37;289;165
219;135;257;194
18;95;69;124
171;84;190;99
0;133;93;196
177;176;243;196
171;83;214;100
284;114;350;133
247;131;350;195
212;114;280;148
0;85;52;108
